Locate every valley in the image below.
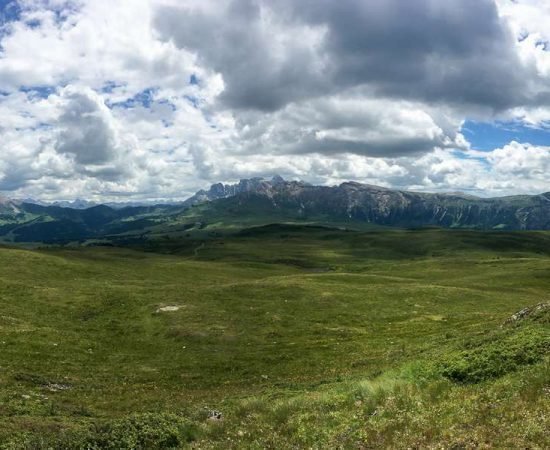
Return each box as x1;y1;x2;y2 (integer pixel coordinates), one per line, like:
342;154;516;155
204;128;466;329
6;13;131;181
0;225;548;448
3;0;550;447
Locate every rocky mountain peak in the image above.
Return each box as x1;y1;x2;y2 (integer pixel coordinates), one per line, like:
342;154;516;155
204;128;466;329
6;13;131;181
184;176;291;206
271;175;285;185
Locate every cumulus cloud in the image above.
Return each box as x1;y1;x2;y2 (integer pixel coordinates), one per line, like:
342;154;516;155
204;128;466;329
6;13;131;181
0;0;548;200
487;141;550;180
55;87;123;166
155;0;328;112
155;0;537;113
228;96;467;158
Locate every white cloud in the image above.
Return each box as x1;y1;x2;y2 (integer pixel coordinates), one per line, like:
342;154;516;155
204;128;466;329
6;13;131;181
0;0;548;201
55;86;124;166
487;141;550;179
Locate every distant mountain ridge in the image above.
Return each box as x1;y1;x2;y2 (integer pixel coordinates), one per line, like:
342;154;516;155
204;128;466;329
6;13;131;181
182;175;288;206
0;177;549;243
191;177;550;230
19;198;184;210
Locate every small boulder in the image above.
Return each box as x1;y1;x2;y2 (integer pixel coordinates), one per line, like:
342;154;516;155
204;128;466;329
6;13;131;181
503;302;550;326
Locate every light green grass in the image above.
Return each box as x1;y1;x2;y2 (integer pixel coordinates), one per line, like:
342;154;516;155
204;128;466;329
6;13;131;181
0;226;548;448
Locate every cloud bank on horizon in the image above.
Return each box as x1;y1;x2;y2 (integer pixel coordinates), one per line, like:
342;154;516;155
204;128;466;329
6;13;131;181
0;0;549;201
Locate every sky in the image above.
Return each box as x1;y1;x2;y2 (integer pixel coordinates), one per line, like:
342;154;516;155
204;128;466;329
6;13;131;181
0;0;549;201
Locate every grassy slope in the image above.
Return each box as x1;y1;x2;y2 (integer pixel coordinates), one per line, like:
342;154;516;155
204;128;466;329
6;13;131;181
0;227;548;448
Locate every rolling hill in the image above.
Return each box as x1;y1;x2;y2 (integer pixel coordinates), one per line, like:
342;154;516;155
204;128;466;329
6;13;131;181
1;176;550;243
0;225;548;448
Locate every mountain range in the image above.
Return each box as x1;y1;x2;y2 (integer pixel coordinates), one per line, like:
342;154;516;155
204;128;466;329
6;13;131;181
1;177;549;243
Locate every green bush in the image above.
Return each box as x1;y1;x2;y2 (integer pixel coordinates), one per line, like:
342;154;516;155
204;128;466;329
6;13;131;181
0;413;198;450
440;328;549;383
85;413;197;449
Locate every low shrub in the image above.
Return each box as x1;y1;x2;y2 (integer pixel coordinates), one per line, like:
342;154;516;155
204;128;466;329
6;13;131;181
86;413;197;449
439;327;549;383
0;413;198;450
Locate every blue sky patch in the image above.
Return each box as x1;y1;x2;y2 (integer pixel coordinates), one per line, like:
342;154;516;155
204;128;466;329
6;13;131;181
0;0;20;44
25;18;41;29
157;98;176;111
101;81;125;94
184;95;200;109
0;0;21;24
20;85;57;99
109;87;157;109
461;120;550;151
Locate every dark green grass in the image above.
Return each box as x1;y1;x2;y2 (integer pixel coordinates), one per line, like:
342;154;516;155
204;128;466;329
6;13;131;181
0;226;548;448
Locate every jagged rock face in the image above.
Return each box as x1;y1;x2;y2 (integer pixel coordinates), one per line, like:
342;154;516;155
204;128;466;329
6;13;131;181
208;183;229;198
190;177;550;230
1;177;549;244
184;176;289;205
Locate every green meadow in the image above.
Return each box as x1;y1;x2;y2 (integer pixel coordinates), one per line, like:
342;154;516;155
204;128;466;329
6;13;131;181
0;226;548;448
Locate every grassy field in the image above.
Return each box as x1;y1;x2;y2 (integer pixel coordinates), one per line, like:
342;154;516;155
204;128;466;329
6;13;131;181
0;226;548;448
